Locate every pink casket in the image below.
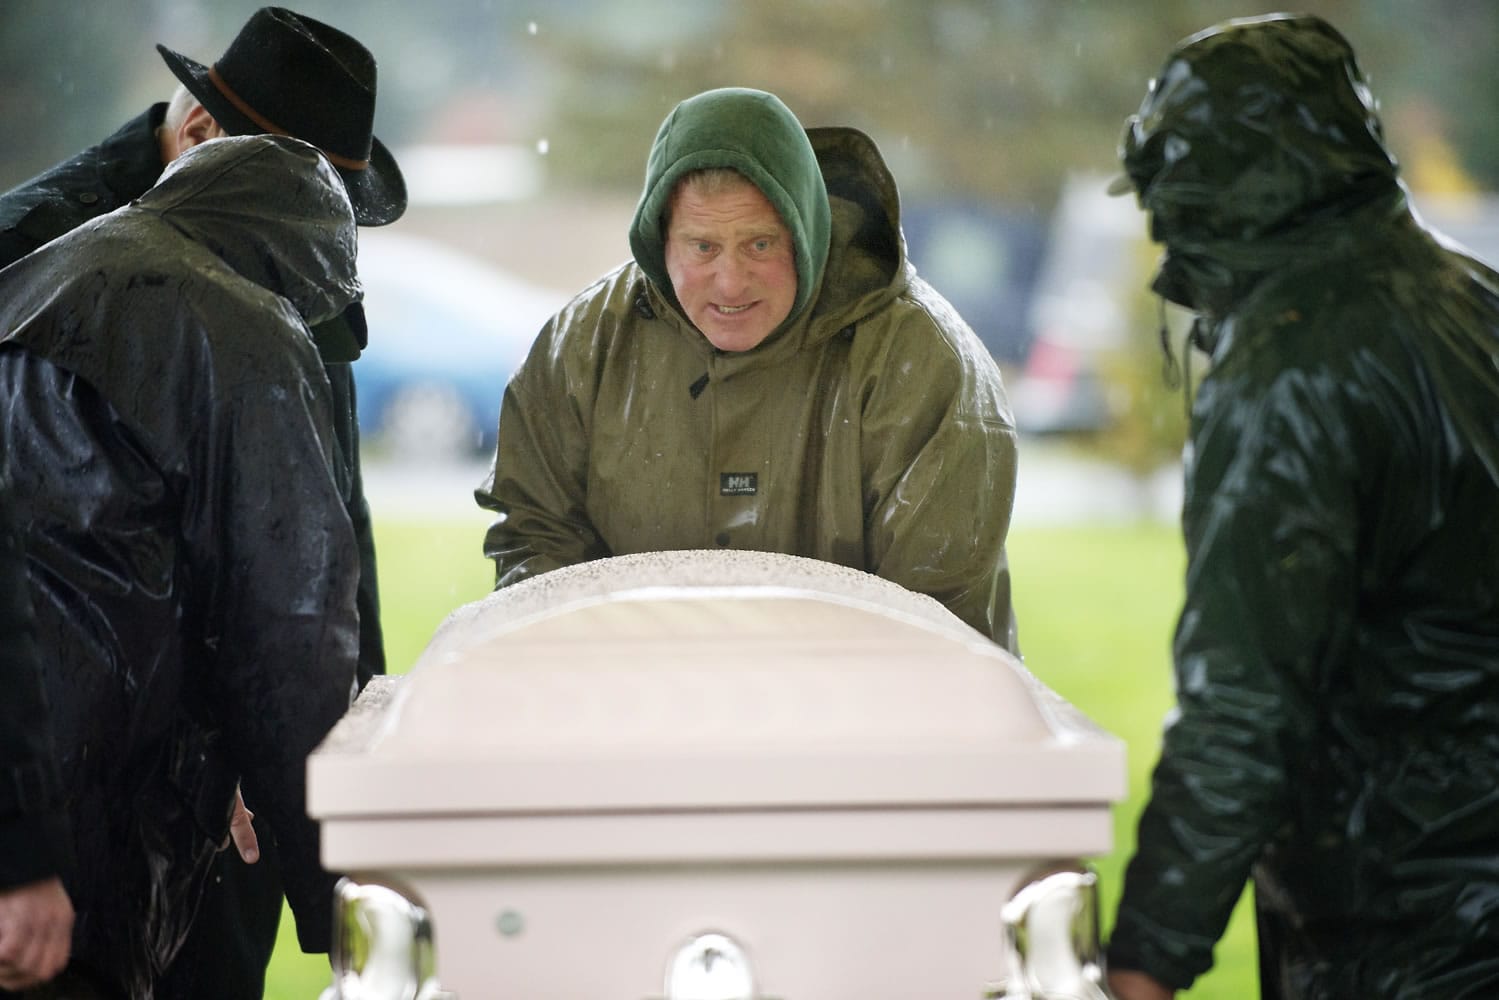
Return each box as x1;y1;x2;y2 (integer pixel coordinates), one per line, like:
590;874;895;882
308;550;1125;999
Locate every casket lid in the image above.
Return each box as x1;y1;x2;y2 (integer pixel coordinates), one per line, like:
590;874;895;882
309;551;1124;818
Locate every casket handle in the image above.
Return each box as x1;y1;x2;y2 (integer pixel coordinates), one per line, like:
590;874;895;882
986;866;1113;999
657;930;771;1000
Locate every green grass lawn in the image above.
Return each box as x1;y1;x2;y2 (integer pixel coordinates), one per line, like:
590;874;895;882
263;514;1259;998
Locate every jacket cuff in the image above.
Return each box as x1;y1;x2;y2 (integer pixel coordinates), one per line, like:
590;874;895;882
0;809;73;891
1106;920;1204;992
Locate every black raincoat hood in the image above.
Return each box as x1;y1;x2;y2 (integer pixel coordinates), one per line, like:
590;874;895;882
139;133;361;325
1120;14;1399;314
1118;12;1499;485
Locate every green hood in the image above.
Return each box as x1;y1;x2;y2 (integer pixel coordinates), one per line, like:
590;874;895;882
628;88;832;331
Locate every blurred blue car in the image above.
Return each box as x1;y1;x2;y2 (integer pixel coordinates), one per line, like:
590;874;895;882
352;231;569;460
901;197;1047;368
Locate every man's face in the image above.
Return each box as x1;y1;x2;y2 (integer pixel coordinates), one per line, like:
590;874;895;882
664;177;797;352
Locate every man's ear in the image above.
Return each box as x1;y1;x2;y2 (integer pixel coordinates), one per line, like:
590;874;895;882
174;103;227;155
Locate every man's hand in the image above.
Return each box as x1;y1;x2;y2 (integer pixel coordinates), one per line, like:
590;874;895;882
1108;969;1175;1000
220;786;260;864
0;876;74;991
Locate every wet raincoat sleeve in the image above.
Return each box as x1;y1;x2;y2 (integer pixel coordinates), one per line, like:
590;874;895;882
0;481;70;893
1109;343;1365;987
856;283;1019;648
478;311;610;588
183;351;360;954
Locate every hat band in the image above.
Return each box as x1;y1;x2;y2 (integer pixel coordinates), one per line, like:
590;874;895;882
207;65;370;171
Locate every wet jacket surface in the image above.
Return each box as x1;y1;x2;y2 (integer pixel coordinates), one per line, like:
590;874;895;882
0;105;386;685
477;107;1019;647
0;105;168;267
0;475;70;895
1109;16;1499;997
0;135;362;997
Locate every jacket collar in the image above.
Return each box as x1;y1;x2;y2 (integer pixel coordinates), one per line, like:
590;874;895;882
98;103;173;205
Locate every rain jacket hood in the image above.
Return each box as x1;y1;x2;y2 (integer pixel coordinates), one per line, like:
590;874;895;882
1;133;363;407
1119;12;1499;481
0;132;361;997
1108;14;1499;997
142;134;361;325
629;87;833;337
482;118;1017;649
1121;14;1399;316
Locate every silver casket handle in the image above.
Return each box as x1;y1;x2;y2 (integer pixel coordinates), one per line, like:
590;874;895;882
990;868;1112;999
652;874;1114;1000
659;931;763;1000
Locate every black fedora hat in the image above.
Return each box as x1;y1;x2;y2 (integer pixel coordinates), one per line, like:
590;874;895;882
157;6;406;226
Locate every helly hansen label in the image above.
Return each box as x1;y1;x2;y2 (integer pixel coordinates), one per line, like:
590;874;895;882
720;472;758;496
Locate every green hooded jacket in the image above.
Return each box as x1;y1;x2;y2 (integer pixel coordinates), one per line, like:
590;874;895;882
1109;16;1499;996
477;88;1018;648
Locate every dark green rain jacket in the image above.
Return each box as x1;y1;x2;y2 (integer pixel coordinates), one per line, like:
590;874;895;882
1108;15;1499;998
477;88;1019;648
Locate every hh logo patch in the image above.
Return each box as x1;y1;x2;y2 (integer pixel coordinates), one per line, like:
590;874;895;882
720;472;758;496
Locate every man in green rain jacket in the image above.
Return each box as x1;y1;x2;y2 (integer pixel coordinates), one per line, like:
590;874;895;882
1107;15;1499;999
476;87;1019;649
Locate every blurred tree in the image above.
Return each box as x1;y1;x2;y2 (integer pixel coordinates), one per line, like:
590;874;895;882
7;0;1499;201
1406;1;1499;190
530;0;1494;207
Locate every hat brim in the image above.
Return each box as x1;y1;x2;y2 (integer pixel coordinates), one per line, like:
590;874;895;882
156;43;407;226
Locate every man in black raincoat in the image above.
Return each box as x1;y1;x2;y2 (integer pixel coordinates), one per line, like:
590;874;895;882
1106;14;1499;999
0;9;406;996
0;3;399;687
0;134;361;998
0;477;73;993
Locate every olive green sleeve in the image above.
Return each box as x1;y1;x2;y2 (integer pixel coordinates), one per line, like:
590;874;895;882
476;320;610;589
856;298;1019;650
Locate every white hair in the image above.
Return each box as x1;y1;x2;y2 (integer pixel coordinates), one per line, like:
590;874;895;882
162;83;202;134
